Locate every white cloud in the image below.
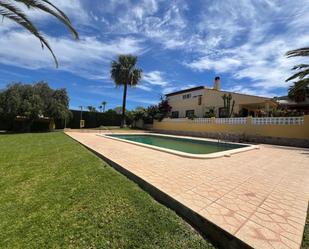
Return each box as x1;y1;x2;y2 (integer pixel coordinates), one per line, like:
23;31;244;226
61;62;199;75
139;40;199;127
186;57;242;72
184;0;309;92
136;85;153;92
224;85;277;98
0;30;144;79
143;71;168;86
98;0;188;50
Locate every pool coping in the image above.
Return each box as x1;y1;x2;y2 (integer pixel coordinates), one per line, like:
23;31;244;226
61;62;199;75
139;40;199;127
97;133;259;159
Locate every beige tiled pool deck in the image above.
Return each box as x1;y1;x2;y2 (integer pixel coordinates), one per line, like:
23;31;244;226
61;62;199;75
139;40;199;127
66;131;309;249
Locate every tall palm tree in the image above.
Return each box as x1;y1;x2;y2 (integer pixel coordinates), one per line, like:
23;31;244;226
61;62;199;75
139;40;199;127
0;0;79;67
111;55;142;127
102;101;107;112
286;47;309;102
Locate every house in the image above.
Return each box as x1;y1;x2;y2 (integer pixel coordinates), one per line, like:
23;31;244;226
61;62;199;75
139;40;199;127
166;77;276;118
275;96;309;115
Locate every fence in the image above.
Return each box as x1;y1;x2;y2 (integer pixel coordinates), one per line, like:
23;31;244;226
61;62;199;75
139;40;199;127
252;117;304;125
215;117;247;125
153;116;309;140
162;116;304;125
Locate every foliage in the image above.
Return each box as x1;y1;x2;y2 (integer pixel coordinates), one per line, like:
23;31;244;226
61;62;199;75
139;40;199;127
131;107;146;121
101;101;107;112
0;82;70;131
110;55;143;127
146;105;159;119
286;47;309;102
288;80;309;102
0;132;214;249
113;106;123;114
204;107;216;118
271;108;304;117
156;97;172;121
146;97;172;122
221;93;235;117
87;106;97;112
0;0;79;67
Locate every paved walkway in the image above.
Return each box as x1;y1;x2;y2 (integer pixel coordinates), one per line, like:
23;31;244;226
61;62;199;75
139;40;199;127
66;131;309;249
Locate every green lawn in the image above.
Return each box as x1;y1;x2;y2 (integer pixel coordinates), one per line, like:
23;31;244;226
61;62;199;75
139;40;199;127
0;132;214;249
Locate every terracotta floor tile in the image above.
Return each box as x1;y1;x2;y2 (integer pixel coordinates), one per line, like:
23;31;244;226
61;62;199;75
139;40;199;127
216;194;258;218
262;197;307;222
174;190;213;212
250;207;304;245
199;203;246;234
236;220;300;249
191;183;229;202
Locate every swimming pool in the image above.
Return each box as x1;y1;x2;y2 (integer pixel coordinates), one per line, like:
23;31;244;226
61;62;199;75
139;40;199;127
102;133;257;159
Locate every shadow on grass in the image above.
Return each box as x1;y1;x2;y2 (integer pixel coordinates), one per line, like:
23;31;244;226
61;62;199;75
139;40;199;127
0;130;57;135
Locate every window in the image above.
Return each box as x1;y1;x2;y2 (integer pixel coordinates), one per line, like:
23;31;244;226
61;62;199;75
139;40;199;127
185;110;195;118
171;111;179;118
182;93;191;100
198;96;202;105
219;107;227;118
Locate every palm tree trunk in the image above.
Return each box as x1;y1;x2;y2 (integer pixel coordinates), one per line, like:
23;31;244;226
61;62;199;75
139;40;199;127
121;83;128;128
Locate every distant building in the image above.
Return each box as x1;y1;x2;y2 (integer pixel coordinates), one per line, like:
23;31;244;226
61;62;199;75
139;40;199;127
275;96;309;114
166;77;276;118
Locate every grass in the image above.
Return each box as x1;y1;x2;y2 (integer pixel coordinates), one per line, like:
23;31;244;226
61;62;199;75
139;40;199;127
302;205;309;249
0;132;214;249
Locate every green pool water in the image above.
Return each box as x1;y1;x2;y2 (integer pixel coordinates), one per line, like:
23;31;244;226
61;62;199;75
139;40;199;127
107;134;247;155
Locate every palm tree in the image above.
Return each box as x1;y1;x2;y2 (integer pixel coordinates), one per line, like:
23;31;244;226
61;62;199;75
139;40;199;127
102;101;107;112
0;0;79;67
111;55;142;127
87;106;96;112
288;81;309;102
286;47;309;102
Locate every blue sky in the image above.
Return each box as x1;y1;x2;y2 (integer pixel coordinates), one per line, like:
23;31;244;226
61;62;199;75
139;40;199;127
0;0;308;110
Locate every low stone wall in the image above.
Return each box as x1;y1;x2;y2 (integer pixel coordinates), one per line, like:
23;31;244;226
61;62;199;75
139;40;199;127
153;116;309;147
151;129;309;148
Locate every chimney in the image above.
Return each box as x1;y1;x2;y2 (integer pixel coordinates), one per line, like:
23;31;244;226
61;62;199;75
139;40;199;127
214;76;221;90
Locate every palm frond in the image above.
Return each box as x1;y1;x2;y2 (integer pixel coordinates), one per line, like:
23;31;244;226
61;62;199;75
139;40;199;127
288;78;309;102
286;47;309;58
0;0;79;67
288;78;309;94
0;0;58;66
15;0;79;39
292;64;309;70
286;69;309;82
131;68;143;86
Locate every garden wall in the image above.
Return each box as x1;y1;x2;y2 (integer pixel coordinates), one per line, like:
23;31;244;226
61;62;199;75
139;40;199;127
153;116;309;147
